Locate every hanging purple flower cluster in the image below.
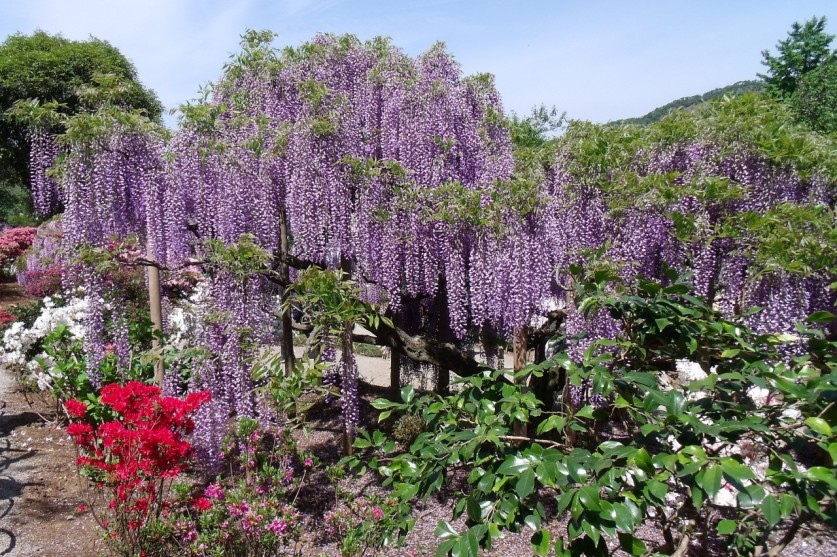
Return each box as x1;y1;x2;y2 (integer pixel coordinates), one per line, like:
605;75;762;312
547;115;835;351
160;33;516;448
28;131;61;216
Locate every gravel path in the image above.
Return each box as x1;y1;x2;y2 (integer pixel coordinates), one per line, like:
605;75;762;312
0;365;99;556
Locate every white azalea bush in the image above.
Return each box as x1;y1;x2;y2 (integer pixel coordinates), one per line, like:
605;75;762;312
0;295;88;390
0;289;204;413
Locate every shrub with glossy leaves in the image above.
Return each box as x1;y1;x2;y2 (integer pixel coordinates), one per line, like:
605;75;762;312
348;275;837;557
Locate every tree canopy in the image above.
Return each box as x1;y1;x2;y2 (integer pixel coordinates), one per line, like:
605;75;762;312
760;16;835;98
0;31;163;224
790;59;837;134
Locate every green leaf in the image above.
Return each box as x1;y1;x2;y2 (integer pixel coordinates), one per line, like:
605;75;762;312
401;385;415;403
738;484;766;508
517;468;536;499
498;455;531;475
353;437;372;449
435;521;459;540
524;513;542;532
805;417;833;436
531;529;551;556
612;503;636;533
577;485;602;511
581;519;601;545
762;495;781;527
575;405;595;419
702;465;723;498
633;448;654;475
554;537;571;557
805;311;834;323
465;530;480;557
721;348;740;358
537;415;566;434
618;532;647;556
720;458;757;490
645;480;668;503
806;466;837;488
655;317;672;331
477;472;495;494
488;523;502;539
717;519;737;535
437;539;456;557
556;489;575;514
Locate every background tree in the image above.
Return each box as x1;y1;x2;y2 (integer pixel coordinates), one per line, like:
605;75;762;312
789;59;837;134
0;31;163;224
759;16;835;98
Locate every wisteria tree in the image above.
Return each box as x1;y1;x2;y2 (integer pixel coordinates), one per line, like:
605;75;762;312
16;30;836;467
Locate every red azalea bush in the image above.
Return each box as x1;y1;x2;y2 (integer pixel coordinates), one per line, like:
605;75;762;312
65;382;210;556
0;308;14;331
0;227;37;269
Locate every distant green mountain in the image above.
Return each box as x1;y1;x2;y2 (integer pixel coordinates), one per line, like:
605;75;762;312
611;80;765;126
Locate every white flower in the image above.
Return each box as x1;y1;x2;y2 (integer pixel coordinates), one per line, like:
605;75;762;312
676;360;707;383
747;386;771;407
713;485;737;507
781;407;802;420
0;295;88;385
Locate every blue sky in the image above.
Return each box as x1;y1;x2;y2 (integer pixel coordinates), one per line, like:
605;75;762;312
3;1;836;127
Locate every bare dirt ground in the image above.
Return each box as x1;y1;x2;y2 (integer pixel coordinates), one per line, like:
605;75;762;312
0;374;100;556
0;282;32;313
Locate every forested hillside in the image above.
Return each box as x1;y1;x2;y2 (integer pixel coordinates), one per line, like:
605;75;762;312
611;80;765;125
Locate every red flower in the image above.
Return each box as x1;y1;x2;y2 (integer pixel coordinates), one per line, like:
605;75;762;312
64;384;210;545
64;399;87;418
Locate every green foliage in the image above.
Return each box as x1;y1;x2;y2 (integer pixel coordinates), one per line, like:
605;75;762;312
354;342;384;358
391;413;426;447
760;16;836;98
252;350;334;428
322;494;404;557
202;233;273;282
143;417;306;557
790;60;837;134
509;105;565;150
345;277;837;556
0;31;163;222
733;203;837;278
287;267;391;335
7;298;44;328
40;317;157;424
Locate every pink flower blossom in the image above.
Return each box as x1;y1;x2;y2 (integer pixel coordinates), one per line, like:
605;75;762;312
266;518;288;536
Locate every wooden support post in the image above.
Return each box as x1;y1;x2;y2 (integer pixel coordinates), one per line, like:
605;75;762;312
342;320;354;456
437;365;450;394
512;327;528;439
147;244;164;387
279;209;296;376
